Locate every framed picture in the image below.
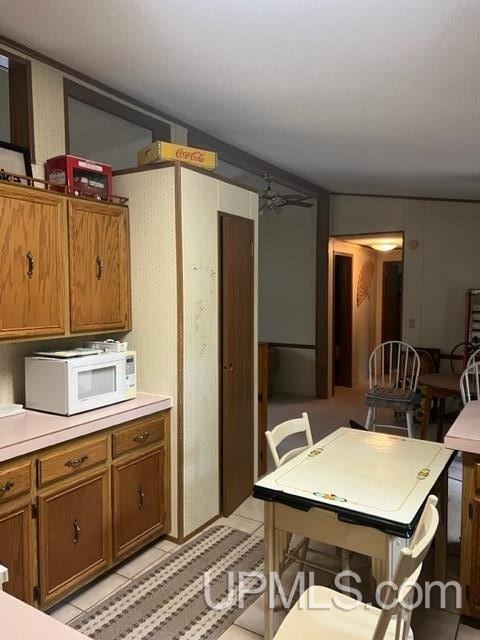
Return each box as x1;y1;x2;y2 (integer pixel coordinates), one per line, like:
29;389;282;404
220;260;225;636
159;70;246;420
0;141;32;183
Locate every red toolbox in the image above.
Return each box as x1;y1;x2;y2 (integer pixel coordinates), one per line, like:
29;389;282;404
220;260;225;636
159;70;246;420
46;155;112;200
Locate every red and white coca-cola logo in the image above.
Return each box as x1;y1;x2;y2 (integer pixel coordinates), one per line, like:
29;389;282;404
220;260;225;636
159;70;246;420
175;148;206;163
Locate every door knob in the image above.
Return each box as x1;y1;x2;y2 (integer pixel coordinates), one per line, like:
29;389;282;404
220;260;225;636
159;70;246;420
222;364;234;371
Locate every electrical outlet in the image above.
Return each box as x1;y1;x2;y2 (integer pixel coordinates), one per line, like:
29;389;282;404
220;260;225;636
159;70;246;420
408;318;416;329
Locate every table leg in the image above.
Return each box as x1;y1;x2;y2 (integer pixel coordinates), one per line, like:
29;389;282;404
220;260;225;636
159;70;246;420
434;474;448;582
437;398;446;443
265;502;275;640
421;387;433;440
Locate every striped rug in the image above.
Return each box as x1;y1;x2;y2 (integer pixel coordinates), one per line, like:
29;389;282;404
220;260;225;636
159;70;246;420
70;526;264;640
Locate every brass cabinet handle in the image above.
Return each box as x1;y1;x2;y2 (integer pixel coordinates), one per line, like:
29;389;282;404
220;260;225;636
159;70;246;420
26;251;35;278
65;454;88;468
133;431;150;443
73;519;81;545
0;480;15;495
96;256;104;280
138;487;145;511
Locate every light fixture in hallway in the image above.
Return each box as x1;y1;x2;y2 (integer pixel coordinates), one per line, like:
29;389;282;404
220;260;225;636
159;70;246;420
370;242;398;252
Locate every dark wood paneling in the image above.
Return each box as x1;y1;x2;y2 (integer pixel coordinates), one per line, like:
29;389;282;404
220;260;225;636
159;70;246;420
316;191;330;398
381;261;403;343
220;213;254;516
7;56;35;160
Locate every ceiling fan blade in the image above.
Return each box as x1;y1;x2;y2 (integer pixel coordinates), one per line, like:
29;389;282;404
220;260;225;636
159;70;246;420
278;194;312;203
290;201;314;208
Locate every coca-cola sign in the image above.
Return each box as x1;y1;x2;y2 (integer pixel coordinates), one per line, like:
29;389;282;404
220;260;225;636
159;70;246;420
138;141;217;171
175;148;206;163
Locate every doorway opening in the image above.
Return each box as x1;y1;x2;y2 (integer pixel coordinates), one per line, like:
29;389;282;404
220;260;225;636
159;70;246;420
331;233;404;395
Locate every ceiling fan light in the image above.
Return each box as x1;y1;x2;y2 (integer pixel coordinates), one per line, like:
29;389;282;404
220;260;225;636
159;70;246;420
370;242;398;252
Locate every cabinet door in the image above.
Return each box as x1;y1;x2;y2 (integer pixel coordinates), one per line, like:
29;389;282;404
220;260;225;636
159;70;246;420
0;185;66;338
0;501;34;603
68;200;130;332
38;470;109;606
113;447;166;560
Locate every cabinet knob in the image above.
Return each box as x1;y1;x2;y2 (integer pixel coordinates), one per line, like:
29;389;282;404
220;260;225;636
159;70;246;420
65;454;88;468
73;519;81;545
26;251;35;278
133;431;150;443
0;480;15;495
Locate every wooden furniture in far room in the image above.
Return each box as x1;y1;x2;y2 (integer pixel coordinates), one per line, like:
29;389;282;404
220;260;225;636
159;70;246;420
0;395;171;609
445;402;480;618
420;373;462;441
0;181;131;342
257;343;269;477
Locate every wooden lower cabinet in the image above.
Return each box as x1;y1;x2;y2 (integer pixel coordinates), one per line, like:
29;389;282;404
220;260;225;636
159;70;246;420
461;453;480;617
0;410;170;609
113;447;166;560
38;469;109;606
0;501;34;603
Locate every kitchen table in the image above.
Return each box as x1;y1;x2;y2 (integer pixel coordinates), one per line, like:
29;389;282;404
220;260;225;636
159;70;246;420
253;427;455;640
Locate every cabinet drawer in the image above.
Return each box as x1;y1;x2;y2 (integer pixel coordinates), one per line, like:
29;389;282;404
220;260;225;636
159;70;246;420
112;414;165;459
37;436;108;486
0;461;31;504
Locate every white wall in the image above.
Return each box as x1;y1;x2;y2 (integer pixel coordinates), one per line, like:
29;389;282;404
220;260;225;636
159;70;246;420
331;195;480;358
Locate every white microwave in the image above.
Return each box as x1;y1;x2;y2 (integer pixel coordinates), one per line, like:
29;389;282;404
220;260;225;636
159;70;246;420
25;351;137;415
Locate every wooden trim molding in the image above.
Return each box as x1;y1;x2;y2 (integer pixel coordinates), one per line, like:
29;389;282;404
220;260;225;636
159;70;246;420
174;162;185;541
331;191;480;205
316;191;330;399
267;342;316;350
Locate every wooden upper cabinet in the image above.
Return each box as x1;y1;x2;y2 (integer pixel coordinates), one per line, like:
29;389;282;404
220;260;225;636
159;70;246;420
68;200;131;333
0;185;66;339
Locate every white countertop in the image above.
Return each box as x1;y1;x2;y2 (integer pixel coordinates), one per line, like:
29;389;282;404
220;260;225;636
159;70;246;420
0;590;88;639
444;400;480;455
0;392;172;462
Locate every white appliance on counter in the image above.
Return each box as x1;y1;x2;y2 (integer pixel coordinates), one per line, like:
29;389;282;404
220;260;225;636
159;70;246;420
25;350;136;415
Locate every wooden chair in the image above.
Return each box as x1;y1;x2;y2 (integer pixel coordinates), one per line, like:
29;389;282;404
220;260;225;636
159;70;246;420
274;495;439;640
365;341;421;438
460;360;480;406
266;414;350;575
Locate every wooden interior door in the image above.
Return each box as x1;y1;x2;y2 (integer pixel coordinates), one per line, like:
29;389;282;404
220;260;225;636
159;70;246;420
112;447;166;560
68;200;130;332
382;261;403;343
0;186;66;339
38;470;109;605
333;254;353;387
0;502;34;603
220;214;254;516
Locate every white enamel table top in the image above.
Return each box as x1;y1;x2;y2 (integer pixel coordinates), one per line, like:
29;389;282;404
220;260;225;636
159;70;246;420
255;427;454;535
0;392;172;462
444;401;480;454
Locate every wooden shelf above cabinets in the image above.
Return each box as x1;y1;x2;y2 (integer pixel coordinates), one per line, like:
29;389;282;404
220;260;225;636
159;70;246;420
0;182;131;342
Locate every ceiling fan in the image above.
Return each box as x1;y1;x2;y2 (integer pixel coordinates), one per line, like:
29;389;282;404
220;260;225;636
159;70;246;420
259;174;314;214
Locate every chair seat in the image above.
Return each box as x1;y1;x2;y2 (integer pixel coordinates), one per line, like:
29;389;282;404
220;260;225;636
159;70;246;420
274;586;413;640
366;386;418;410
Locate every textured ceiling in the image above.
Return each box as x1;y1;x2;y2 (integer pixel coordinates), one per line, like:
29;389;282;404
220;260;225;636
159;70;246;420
2;0;480;198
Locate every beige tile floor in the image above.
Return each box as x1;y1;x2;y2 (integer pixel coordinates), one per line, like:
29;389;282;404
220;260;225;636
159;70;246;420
47;388;478;639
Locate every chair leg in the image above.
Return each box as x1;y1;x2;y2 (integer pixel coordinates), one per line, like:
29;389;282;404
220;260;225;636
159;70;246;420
365;406;375;431
406;410;414;439
299;537;309;572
